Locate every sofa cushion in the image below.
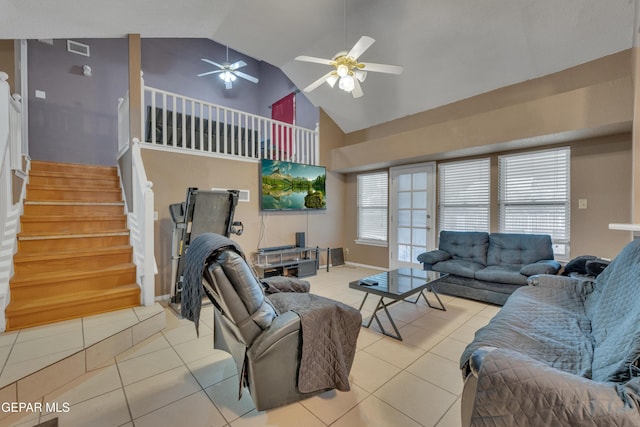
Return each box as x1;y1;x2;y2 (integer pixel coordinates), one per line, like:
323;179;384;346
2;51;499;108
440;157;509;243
487;233;554;267
475;265;528;285
432;259;484;279
439;231;489;266
585;239;640;382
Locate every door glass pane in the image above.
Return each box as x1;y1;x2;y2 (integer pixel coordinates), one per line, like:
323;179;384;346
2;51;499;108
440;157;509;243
398;245;411;262
412;228;427;246
398;227;411;244
398;175;411;191
413;172;427;190
398;210;411;227
412;210;427;227
413;191;427;209
399;192;411;209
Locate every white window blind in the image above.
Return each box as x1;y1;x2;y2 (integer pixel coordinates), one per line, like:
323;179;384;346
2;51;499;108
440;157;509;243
438;158;490;233
498;147;570;257
357;171;388;245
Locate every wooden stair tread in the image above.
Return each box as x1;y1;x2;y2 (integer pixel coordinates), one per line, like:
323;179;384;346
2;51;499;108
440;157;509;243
27;184;121;192
21;214;125;222
10;262;136;286
5;284;140;314
29;169;119;178
25;200;123;205
13;245;132;263
18;229;129;239
30;161;117;173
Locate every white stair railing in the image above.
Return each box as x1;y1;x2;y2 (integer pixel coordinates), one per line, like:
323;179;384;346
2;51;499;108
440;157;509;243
118;89;155;306
0;71;27;331
129;139;155;306
143;85;319;165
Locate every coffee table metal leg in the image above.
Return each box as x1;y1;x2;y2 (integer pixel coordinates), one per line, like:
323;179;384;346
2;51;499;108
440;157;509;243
360;296;403;340
420;287;446;311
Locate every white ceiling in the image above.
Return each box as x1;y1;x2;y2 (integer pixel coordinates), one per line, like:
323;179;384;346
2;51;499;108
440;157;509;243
0;0;636;133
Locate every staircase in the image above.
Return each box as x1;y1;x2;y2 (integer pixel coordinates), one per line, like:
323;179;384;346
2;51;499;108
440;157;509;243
5;160;140;330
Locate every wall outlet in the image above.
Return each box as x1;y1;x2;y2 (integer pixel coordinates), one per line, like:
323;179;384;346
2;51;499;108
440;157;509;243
35;90;46;99
153;211;158;221
344;247;350;255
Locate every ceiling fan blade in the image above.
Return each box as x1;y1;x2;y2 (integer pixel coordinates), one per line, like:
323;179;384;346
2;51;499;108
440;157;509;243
201;58;224;69
360;62;404;75
303;71;335;93
234;70;259;84
352;77;364;98
295;55;334;66
347;36;375;60
197;70;222;77
230;60;247;70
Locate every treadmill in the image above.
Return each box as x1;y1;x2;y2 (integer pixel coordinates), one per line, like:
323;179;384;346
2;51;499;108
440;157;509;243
169;187;243;313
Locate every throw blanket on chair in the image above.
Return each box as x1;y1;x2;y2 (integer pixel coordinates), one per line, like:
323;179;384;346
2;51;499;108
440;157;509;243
181;233;243;336
268;292;362;393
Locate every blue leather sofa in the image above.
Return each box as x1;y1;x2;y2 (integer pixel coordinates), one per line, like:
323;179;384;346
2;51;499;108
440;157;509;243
417;231;561;305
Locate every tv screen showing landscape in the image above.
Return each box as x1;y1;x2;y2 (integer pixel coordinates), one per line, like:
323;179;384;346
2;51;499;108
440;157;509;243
260;159;327;211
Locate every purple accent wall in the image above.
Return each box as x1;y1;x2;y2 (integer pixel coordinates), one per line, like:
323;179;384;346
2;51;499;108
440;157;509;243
28;38;128;166
27;38;318;166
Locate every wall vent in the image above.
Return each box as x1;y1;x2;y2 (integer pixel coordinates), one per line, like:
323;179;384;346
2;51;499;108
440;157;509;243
67;40;90;57
212;188;250;203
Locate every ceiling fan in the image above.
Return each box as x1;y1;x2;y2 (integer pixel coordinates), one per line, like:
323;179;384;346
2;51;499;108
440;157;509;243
197;46;259;89
295;36;403;98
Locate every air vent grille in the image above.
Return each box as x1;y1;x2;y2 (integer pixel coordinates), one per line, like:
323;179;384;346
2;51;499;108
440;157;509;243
67;40;90;57
212;188;250;203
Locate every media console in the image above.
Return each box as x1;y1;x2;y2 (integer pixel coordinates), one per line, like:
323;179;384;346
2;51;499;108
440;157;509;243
253;246;319;278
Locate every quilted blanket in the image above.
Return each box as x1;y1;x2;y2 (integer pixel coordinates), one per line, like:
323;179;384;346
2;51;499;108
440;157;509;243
268;292;361;393
460;281;594;378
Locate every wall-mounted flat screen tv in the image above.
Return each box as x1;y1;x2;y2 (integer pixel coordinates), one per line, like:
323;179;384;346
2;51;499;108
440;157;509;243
260;159;326;211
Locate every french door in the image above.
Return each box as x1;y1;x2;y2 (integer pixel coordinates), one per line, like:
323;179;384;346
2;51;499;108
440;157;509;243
389;163;436;269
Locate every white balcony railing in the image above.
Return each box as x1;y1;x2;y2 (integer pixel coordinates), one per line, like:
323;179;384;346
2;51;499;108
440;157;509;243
142;84;319;165
0;71;27;331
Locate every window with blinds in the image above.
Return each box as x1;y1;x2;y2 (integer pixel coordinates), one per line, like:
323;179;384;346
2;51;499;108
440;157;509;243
357;171;389;245
498;147;570;257
438;158;490;233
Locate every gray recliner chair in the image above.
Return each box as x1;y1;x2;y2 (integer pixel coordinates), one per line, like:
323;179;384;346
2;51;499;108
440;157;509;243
200;245;360;411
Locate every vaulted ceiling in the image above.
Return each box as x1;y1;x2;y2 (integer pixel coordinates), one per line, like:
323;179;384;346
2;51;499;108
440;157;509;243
0;0;636;133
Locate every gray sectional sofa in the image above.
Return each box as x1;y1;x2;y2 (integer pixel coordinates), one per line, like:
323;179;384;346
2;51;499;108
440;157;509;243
459;238;640;426
417;231;561;305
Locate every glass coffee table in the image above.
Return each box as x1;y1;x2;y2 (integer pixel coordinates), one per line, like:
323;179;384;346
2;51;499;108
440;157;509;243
349;268;449;341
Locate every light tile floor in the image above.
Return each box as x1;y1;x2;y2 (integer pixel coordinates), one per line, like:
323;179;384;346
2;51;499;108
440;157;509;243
4;266;500;427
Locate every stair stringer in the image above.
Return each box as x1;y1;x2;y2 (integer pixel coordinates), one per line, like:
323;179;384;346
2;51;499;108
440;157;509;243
0;159;30;332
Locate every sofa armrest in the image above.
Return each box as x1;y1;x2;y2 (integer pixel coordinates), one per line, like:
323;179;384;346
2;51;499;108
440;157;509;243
519;259;561;276
468;347;640;426
417;249;451;265
527;274;595;294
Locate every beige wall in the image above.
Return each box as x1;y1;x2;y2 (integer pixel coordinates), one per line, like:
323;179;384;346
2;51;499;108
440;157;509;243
142;109;347;296
333;51;633;173
344;134;632;267
336;51;636;267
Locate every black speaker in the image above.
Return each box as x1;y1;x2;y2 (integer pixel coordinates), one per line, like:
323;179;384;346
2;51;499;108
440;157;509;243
295;232;306;248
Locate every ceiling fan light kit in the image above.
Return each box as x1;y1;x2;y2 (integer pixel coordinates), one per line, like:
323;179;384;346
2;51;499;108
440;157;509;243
295;35;403;98
198;46;259;90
